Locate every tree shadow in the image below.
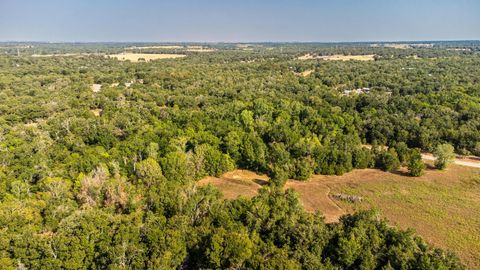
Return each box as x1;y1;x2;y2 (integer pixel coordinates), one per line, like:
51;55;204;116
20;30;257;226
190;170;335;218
389;170;412;177
253;179;269;186
425;163;436;170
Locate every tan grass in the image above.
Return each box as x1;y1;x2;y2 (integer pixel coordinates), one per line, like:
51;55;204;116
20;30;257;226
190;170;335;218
125;45;183;50
106;53;186;62
198;165;480;268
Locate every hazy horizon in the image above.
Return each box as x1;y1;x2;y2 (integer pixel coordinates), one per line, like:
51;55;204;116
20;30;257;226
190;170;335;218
1;0;479;42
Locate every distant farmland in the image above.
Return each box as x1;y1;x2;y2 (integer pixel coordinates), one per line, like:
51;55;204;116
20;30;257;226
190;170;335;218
106;53;186;62
298;54;375;61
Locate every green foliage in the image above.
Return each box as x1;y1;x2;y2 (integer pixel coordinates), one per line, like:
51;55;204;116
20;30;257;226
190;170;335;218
352;147;374;169
135;158;164;185
394;142;410;165
160;151;190;183
408;148;426;176
0;42;473;269
376;148;401;172
434;144;456;170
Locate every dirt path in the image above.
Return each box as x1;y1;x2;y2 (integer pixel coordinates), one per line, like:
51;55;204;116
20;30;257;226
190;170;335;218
362;144;480;168
421;154;480;168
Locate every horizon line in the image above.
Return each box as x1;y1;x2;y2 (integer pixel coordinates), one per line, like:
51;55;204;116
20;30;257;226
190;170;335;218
1;39;479;44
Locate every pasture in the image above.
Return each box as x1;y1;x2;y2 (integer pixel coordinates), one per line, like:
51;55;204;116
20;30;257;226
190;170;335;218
106;53;186;62
198;165;480;268
125;45;184;50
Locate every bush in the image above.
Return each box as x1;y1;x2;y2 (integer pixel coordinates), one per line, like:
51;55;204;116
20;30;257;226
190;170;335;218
408;148;425;176
433;144;455;170
376;148;400;172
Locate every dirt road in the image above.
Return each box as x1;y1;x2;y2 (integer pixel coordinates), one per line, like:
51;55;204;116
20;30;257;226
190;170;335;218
421;154;480;168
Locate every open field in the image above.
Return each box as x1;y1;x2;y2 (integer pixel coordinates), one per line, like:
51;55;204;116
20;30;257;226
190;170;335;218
106;53;186;62
198;164;480;268
298;54;375;61
125;45;184;50
330;165;480;269
199;170;269;199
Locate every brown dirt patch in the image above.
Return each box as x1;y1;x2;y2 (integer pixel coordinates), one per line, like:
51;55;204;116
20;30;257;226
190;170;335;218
198;170;268;199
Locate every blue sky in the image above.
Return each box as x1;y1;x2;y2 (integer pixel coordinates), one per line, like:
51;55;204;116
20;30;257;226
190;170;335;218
0;0;479;42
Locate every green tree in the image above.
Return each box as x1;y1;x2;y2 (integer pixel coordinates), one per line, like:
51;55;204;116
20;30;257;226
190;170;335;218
407;148;425;176
394;142;410;165
135;158;164;186
433;144;455;170
377;148;400;172
269;164;289;188
160;151;190;183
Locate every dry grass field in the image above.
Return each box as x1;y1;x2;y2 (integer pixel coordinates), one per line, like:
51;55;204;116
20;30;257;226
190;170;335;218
125;45;184;50
199;170;269;199
198;164;480;269
106;53;186;62
298;54;375;61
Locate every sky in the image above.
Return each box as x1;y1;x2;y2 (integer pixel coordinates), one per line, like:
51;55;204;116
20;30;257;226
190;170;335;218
0;0;479;42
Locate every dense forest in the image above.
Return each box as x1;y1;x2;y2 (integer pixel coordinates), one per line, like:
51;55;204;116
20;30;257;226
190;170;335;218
0;41;478;269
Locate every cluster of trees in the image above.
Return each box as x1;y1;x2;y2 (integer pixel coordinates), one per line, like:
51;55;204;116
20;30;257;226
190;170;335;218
0;180;464;269
0;43;475;268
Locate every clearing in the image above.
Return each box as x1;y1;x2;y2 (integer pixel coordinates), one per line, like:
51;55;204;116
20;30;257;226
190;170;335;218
91;84;102;93
199;170;269;199
298;54;375;61
293;69;314;77
125;45;184;50
106;53;186;62
198;164;480;269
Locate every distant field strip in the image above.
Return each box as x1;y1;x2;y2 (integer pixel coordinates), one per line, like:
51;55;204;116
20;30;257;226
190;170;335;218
298;54;375;61
106;53;186;62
